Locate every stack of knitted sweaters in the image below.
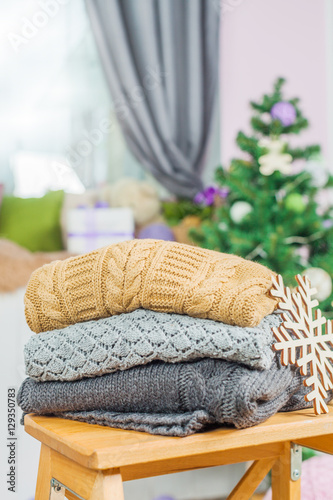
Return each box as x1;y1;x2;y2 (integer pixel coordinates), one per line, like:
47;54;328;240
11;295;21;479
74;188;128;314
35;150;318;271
18;239;318;436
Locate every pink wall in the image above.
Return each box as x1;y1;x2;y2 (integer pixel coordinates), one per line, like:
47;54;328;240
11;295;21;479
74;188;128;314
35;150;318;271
220;0;329;166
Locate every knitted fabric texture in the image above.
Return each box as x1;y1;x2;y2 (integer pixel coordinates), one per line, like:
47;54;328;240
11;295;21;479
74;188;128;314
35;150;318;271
17;357;314;437
24;310;281;382
24;239;277;333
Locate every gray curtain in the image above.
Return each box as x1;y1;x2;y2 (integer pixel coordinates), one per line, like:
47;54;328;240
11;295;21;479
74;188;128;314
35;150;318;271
85;0;220;198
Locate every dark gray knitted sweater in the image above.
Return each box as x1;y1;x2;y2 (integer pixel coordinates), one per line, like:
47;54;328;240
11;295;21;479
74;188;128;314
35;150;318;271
24;309;281;382
18;356;317;437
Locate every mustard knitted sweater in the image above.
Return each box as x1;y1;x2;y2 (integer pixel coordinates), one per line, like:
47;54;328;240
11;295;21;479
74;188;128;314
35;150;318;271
24;239;277;333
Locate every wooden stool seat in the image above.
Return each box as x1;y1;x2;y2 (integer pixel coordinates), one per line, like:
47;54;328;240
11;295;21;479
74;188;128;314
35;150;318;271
25;407;333;500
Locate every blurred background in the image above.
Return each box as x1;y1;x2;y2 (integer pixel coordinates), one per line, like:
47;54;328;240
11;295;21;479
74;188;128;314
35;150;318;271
0;1;332;499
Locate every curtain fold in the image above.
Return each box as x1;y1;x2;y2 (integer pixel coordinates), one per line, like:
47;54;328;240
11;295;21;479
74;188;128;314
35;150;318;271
85;0;220;198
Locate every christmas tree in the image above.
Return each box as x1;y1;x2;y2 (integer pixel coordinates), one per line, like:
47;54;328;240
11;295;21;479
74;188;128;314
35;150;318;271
191;78;333;311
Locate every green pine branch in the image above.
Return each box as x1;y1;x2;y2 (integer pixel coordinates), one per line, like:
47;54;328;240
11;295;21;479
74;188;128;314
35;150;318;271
189;77;333;311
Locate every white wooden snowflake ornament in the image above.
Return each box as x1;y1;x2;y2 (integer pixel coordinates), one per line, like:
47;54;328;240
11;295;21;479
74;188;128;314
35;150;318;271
271;274;333;415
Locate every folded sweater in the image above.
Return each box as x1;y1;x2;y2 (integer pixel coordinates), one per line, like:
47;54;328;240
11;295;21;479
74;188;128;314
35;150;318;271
24;310;281;382
24;239;277;333
18;356;313;437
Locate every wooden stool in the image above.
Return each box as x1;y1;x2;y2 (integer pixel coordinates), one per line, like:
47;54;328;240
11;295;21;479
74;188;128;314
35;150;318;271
25;407;333;500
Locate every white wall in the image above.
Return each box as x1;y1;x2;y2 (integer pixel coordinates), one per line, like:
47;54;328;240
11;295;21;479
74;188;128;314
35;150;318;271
220;0;329;166
0;289;40;500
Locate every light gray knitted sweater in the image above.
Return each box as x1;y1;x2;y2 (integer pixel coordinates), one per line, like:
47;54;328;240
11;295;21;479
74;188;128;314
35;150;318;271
24;309;281;382
18;356;316;437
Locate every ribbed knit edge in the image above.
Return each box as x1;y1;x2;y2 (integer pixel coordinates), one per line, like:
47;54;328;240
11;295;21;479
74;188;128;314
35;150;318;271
16;379;32;413
218;361;295;428
24;294;41;333
18;410;216;436
61;249;107;323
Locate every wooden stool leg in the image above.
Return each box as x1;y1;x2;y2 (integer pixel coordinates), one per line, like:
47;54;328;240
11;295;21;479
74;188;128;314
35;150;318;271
35;444;53;500
89;469;124;500
271;442;301;500
227;457;277;500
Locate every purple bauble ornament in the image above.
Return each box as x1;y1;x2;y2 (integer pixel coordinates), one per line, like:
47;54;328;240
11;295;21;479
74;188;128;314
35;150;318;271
271;101;297;127
137;223;175;241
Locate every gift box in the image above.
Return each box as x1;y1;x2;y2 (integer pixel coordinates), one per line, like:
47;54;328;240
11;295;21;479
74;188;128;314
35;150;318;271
67;205;134;253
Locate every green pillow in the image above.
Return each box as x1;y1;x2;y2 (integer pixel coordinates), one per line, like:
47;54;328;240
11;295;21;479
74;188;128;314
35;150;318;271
0;190;64;252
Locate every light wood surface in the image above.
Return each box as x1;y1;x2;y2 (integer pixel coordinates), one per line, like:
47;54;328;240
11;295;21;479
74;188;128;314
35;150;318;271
50;447;98;498
228;457;277;500
296;434;333;455
89;470;124;500
271;442;301;499
35;444;53;500
25;406;333;471
26;407;333;500
36;446;125;500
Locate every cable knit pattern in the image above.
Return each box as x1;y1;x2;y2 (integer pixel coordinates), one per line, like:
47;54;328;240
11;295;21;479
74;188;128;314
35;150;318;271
25;239;277;333
23;310;281;382
17;357;323;437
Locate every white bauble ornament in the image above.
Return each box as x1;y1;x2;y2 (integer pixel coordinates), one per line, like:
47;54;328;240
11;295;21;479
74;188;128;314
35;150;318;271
302;267;332;302
258;138;293;176
304;160;329;188
230;201;253;223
